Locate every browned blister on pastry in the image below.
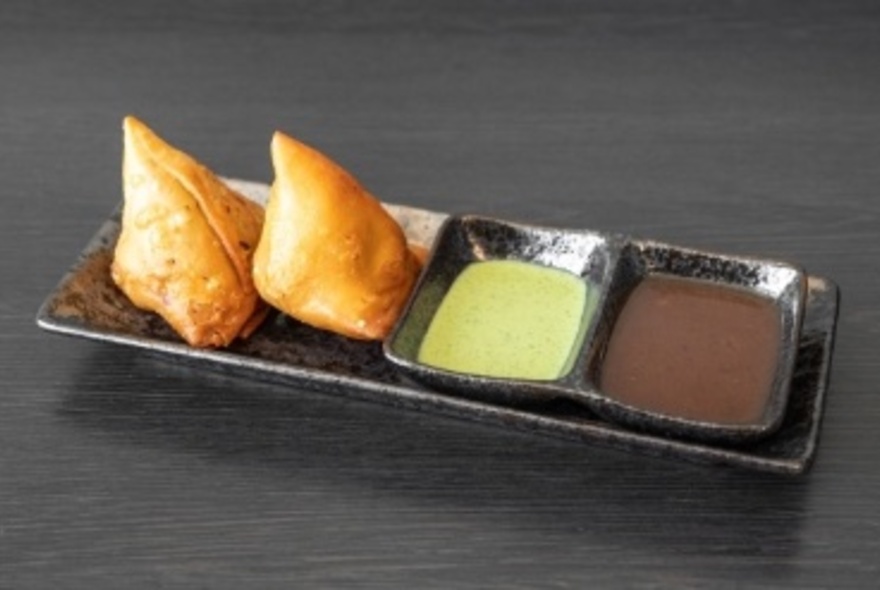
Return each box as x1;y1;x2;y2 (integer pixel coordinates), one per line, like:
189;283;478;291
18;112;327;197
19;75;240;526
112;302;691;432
253;131;422;340
112;116;267;347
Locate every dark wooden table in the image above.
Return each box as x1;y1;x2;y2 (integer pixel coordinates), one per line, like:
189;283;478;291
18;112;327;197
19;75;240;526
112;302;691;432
3;1;879;587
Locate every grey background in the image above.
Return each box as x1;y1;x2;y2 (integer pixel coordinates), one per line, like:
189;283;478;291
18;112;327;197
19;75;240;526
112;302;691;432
2;1;879;588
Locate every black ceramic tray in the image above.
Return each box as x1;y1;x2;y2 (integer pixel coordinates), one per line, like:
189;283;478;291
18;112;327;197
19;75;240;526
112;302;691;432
36;179;839;475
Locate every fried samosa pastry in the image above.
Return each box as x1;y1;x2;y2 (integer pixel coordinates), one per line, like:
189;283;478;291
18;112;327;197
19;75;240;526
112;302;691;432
253;132;422;340
112;116;267;348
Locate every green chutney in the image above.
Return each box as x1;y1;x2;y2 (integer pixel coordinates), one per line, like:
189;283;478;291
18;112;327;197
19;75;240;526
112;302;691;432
417;260;592;380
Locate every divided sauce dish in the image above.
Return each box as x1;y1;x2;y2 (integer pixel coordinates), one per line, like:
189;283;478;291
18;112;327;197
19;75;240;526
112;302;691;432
384;214;807;445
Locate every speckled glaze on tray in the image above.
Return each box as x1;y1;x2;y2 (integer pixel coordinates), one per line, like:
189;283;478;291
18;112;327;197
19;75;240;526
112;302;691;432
36;179;839;474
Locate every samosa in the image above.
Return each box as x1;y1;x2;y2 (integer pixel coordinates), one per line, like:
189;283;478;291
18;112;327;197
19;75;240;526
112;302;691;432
253;132;422;340
112;116;266;347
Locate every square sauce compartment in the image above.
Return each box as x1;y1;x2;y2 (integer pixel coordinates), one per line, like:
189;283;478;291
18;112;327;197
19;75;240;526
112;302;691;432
384;214;619;405
583;241;807;443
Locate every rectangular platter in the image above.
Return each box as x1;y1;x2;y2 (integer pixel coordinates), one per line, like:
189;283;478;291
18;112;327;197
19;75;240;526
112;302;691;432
36;179;840;475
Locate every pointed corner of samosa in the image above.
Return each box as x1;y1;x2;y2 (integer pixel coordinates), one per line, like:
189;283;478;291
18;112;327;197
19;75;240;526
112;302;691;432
270;129;289;150
122;115;175;168
270;130;300;171
122;114;144;135
123;115;152;148
269;131;302;193
122;117;219;194
270;130;364;199
272;130;340;172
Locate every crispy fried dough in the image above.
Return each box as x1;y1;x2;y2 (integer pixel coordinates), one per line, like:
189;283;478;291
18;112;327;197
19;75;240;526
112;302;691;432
112;116;266;347
253;132;421;340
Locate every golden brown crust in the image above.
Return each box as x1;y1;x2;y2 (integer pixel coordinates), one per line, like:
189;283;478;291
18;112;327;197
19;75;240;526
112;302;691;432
408;244;430;268
253;131;421;340
111;116;266;347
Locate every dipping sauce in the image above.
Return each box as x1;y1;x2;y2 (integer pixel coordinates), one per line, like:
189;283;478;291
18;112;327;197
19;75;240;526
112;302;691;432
417;260;591;380
599;275;781;425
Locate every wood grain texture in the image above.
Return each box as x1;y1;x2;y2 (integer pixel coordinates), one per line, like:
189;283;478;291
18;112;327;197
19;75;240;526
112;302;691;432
2;1;879;587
